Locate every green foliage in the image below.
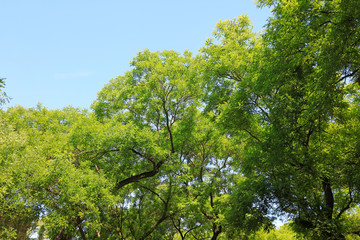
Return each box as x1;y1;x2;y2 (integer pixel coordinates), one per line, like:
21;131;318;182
1;49;240;239
90;49;241;239
249;224;304;240
0;106;116;239
200;0;360;239
1;1;359;239
0;78;10;105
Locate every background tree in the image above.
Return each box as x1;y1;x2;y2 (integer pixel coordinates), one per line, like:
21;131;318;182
0;106;116;239
0;78;10;105
91;49;242;239
1;49;240;239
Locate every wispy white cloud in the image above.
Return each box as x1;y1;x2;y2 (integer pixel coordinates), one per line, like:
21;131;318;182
53;71;92;79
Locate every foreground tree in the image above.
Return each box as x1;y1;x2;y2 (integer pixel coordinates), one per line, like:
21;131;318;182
200;1;360;239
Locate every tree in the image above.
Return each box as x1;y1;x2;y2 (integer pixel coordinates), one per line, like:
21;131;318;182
91;49;241;239
0;78;10;105
200;0;360;239
0;106;116;239
1;1;359;238
0;50;240;239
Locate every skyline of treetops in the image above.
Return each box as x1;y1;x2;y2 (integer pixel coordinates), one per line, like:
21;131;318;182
1;0;360;239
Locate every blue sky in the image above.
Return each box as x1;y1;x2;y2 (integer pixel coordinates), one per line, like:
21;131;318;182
1;0;270;110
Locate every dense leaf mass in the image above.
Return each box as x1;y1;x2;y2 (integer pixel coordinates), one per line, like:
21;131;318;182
1;0;360;239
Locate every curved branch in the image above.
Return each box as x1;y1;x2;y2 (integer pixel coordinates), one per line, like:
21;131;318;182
115;160;164;190
336;188;353;220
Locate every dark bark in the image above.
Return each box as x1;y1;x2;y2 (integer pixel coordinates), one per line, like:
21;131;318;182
172;218;185;240
201;193;223;240
320;178;348;240
211;225;222;240
322;177;334;221
162;101;175;153
115;160;164;190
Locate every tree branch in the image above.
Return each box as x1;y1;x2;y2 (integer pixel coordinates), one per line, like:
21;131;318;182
337;68;359;84
252;96;270;120
244;129;262;143
163;101;175;153
115;160;164;190
138;184;166;205
201;210;213;220
322;177;334;220
171;218;185;240
336;189;353;220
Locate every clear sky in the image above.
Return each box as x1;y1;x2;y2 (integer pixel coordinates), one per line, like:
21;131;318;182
1;0;271;110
